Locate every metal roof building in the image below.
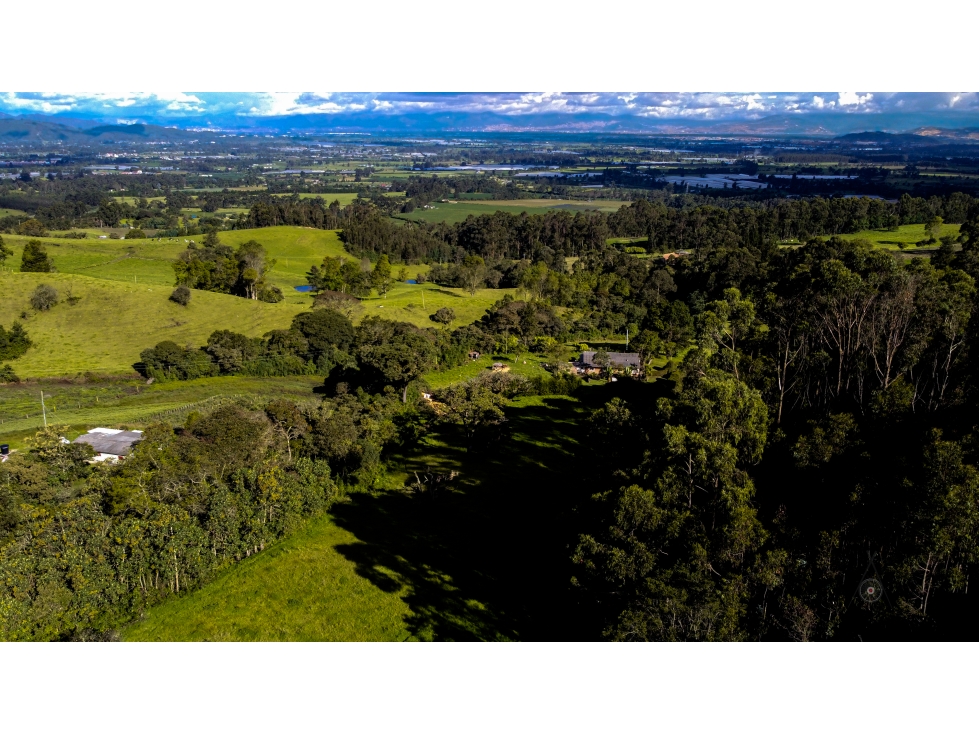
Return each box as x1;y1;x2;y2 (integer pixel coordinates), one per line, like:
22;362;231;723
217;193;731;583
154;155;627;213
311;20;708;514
72;428;143;462
579;351;642;370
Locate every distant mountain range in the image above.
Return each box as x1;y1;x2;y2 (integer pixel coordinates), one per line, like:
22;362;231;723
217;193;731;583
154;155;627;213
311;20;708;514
3;110;979;142
0;117;203;144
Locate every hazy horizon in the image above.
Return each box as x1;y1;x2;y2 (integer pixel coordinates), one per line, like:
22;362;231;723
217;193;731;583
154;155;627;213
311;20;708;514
2;92;979;135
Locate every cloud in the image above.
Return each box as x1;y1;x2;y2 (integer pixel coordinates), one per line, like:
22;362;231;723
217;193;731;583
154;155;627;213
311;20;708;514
837;92;873;107
2;92;979;130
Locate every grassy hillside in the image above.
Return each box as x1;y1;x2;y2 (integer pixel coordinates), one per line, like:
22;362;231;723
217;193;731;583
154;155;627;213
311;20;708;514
357;282;511;330
217;227;357;304
0;272;305;377
1;226;357;306
124;513;414;642
0;227;512;377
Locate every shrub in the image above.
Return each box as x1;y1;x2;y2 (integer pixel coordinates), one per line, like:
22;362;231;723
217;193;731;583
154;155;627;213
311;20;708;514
58;231;88;239
20;240;53;273
0;322;31;360
312;289;361;316
125;228;147;239
29;284;58;311
169;285;191;306
0;364;19;383
430;307;455;325
16;219;47;237
259;285;284;303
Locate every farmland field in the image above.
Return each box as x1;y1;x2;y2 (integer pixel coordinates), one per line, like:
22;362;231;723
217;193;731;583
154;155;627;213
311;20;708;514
0;375;323;448
0;227;356;305
271;192;361;206
356;281;512;330
0;272;307;377
124;513;415;641
0;227;512;378
399;198;627;225
831;223;960;250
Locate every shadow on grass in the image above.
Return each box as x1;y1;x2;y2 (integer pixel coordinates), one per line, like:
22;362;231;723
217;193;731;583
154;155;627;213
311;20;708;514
330;395;588;640
331;380;668;641
434;288;468;299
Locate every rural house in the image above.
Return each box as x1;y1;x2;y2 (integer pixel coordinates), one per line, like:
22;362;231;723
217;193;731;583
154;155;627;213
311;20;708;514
72;428;143;463
575;351;642;376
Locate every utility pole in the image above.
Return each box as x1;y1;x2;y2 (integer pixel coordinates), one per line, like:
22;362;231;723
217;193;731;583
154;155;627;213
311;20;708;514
40;392;47;428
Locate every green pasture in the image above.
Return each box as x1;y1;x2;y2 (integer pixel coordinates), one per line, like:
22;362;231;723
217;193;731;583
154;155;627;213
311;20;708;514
422;353;551;391
0;208;29;217
218;227;358;303
357;281;510;330
0;272;306;378
833;223;961;251
124;513;414;641
0;227;512;378
400;198;627;225
1;227;357;305
271;192;361;206
2;233;186;286
0;375;322;448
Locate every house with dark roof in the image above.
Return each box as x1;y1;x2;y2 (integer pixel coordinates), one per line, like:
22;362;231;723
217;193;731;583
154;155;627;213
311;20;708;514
72;428;143;463
576;351;642;376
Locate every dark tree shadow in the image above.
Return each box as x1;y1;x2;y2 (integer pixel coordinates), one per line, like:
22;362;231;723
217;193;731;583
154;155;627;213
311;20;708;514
329;384;669;640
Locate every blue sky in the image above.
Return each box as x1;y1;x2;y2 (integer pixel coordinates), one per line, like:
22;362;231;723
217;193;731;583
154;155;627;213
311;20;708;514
2;93;978;133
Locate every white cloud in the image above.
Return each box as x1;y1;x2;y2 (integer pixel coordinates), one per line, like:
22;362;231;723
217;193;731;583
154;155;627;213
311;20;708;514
837;92;873;107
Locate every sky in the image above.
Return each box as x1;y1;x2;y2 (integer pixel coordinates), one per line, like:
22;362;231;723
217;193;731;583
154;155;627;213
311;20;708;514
2;93;978;134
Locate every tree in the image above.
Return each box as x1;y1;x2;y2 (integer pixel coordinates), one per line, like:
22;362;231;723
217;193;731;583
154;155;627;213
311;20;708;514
371;254;393;297
574;371;769;641
460;254;487;296
29;284;58;311
631;329;662;375
434;378;510;447
265;400;309;462
593;349;611;379
0;236;12;266
356;317;437;402
292;309;356;363
125;228;147;239
235;240;274;300
925;215;944;242
96;199;122;228
20;240;53;273
169;286;191;306
16;219;47;237
0;322;31;361
696;288;759;380
430;307;455;326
